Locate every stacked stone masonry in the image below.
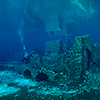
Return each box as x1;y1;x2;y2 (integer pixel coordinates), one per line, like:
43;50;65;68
22;35;100;85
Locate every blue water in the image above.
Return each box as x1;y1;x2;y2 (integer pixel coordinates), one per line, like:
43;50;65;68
0;1;100;99
0;0;100;59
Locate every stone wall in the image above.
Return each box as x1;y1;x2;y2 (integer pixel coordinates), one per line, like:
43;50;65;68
22;35;100;85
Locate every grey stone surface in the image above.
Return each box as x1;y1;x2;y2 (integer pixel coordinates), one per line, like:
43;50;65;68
43;39;63;63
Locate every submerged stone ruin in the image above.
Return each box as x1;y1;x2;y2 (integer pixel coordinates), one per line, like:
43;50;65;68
21;35;100;84
0;35;100;99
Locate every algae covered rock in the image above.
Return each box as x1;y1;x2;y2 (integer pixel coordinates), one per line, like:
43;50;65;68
43;39;63;63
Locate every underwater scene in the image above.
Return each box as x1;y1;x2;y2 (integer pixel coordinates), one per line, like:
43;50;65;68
0;0;100;100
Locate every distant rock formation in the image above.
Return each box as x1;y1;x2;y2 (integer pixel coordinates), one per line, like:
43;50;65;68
1;35;100;87
0;35;100;99
42;39;63;63
21;35;100;85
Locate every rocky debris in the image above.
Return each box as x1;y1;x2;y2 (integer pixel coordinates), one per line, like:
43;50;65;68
23;39;73;65
23;50;43;69
20;35;100;86
29;53;43;68
54;35;100;80
1;35;100;86
1;67;100;99
43;39;63;63
1;35;100;95
0;35;100;99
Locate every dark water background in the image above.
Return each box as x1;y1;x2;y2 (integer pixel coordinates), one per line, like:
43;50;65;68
0;1;100;54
